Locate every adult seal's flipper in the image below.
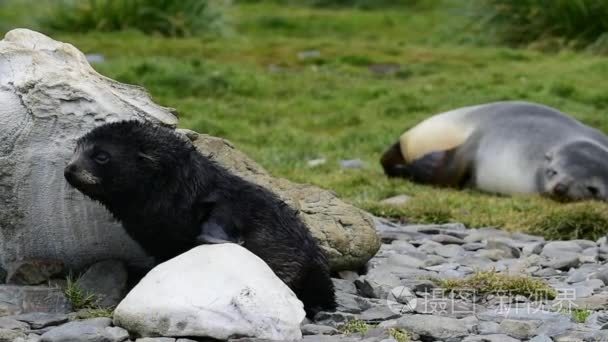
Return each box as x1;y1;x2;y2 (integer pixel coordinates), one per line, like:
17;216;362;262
381;134;476;188
381;141;409;177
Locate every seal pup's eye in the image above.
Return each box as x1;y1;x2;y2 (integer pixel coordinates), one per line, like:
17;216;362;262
545;169;557;178
93;151;110;165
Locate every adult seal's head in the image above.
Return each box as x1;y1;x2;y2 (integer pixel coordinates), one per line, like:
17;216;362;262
542;140;608;201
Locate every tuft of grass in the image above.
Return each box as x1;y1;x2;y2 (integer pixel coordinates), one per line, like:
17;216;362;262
42;0;224;37
64;274;99;311
530;206;608;241
468;0;608;48
437;271;557;300
570;308;592;323
389;328;410;342
339;320;370;335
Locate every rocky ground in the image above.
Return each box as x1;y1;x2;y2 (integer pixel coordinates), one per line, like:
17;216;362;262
2;217;608;341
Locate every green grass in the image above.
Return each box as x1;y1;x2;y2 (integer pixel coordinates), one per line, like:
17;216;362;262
63;274;114;318
468;0;608;48
389;328;410;342
437;271;557;300
570;308;592;323
64;274;100;311
2;1;608;239
339;319;370;335
42;0;224;37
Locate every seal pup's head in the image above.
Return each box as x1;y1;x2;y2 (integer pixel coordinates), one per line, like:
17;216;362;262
64;120;196;206
542;140;608;201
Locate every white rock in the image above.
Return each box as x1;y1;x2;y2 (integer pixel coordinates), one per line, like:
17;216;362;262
113;244;305;340
0;29;177;269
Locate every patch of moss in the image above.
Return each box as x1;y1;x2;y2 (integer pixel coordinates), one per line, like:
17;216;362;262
436;271;557;300
570;308;592;323
339;320;370;335
389;328;410;342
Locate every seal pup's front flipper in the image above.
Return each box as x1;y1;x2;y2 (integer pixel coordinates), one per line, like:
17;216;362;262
196;206;244;245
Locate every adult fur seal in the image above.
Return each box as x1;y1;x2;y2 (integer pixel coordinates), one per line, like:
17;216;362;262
64;120;336;317
381;101;608;201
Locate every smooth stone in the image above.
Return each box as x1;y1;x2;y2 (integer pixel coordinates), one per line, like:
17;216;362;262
541;253;580;270
478;249;510;262
104;326;129;342
354;271;401;299
498;319;541;340
431;234;465;245
529;335;552;342
332;279;357;295
462;335;520;342
387;254;424;269
297;50;321;60
462;243;486;251
486;239;521;258
340;159;365;169
307;158;326;168
356;305;401;323
301;324;339;336
522;242;544;255
379;315;470;340
113;245;305;340
478;309;572;337
435;245;465;258
335;292;364;314
77;260;128;308
379;195;411;206
314;312;357;328
135;339;175;342
0;329;26;341
423;255;446;267
10;313;68;329
5;260;64;286
573;293;608;310
464;228;510;243
85;54;105;64
477;321;500;335
542;242;582;258
39;318;112;342
0;317;29;331
591;266;608;285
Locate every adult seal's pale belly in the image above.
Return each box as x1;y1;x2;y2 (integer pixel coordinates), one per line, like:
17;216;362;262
380;101;608;202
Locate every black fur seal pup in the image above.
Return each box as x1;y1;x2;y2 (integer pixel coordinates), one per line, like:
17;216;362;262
381;101;608;202
64;120;336;317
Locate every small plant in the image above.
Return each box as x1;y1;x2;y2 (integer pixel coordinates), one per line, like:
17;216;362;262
339;319;370;335
64;274;99;311
570;308;592;323
437;270;557;300
389;328;410;342
42;0;224;37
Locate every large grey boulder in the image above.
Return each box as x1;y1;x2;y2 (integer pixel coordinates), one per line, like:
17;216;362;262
0;29;177;270
113;244;305;340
